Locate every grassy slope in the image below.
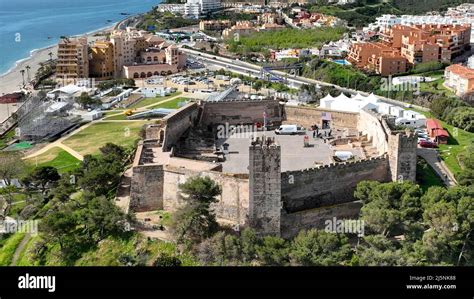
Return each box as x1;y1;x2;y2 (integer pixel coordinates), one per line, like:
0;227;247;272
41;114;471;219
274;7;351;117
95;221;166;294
392;0;472;14
0;233;25;266
0;129;16;150
227;27;346;53
62;121;149;156
128;92;181;109
416;157;445;191
148;97;189;109
12;232;198;266
413;109;474;176
25;147;81;173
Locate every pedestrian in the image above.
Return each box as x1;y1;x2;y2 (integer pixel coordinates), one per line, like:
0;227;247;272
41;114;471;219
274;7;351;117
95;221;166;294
313;130;316;138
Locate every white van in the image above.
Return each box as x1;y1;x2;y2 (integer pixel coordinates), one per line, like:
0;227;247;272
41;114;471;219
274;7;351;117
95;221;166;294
275;125;305;135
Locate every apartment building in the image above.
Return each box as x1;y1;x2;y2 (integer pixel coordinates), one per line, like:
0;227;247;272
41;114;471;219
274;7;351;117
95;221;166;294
199;20;232;31
349;24;471;76
110;28;150;77
123;44;186;79
348;43;407;76
444;64;474;96
89;41;115;80
185;0;222;19
222;21;257;39
257;12;284;25
382;24;471;63
56;37;89;81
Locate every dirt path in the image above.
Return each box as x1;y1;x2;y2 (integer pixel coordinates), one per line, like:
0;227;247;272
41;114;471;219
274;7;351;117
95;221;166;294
10;233;30;266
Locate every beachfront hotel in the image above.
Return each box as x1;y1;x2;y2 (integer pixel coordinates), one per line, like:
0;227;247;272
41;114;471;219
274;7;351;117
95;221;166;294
89;41;115;80
56;37;89;81
109;28;186;79
56;28;186;82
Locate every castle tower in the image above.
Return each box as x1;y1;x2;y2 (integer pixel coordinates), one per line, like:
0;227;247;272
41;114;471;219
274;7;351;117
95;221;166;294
248;136;282;236
388;130;417;183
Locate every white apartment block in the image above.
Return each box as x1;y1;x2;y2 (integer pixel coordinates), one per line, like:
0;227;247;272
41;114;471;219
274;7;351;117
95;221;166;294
185;0;222;19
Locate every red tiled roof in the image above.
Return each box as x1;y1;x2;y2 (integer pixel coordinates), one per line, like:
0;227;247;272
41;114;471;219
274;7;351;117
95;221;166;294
446;64;474;80
434;129;449;138
426;118;442;130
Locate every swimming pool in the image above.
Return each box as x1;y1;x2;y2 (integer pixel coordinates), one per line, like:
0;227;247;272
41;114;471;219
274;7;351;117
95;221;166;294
332;59;351;66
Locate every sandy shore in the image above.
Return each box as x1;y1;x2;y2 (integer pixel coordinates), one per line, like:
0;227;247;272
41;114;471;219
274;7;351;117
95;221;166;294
0;26;115;123
0;45;58;95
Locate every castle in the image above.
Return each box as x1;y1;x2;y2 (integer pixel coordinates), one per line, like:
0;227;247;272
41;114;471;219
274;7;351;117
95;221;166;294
123;97;417;238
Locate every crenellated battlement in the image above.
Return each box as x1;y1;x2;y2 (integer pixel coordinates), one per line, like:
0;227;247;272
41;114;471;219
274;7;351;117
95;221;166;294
282;155;388;177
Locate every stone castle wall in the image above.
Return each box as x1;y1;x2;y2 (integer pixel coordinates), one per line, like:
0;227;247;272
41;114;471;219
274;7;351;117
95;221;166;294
280;201;363;239
358;109;389;155
200;100;282;126
248;138;282;236
163;167;250;227
127;99;418;237
283;106;359;130
162;102;199;151
281;157;390;213
130;164;164;212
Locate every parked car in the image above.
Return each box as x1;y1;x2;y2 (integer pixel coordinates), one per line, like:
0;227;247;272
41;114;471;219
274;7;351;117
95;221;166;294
419;140;438;148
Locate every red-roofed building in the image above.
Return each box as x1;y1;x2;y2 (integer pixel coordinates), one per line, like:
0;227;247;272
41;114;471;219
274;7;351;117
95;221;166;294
426;119;449;144
444;64;474;96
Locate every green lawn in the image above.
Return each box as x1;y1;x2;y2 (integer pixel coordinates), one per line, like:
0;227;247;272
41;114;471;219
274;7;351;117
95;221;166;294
417;71;454;97
148;97;189;109
25;147;81;173
128;92;181;109
62;121;149;156
413;109;474;176
0;233;25;266
103;113;131;121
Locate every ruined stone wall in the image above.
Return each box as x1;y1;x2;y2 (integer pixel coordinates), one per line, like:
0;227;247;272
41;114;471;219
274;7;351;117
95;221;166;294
200;100;282;126
281;157;390;213
358;109;389;155
163;167;250;227
280;201;363;239
248;139;282;236
283;106;359;130
130;164;164;212
162;102;199;151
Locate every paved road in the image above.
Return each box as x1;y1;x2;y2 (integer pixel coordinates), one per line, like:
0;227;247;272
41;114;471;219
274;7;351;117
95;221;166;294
180;47;430;112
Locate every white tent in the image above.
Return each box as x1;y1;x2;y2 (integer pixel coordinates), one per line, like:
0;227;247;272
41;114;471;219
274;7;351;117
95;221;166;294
320;94;335;109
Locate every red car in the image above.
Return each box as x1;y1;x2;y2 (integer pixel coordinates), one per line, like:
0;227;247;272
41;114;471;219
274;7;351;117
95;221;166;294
419;140;438;148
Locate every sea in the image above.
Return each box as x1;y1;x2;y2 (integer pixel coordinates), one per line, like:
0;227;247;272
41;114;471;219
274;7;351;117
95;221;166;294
0;0;160;75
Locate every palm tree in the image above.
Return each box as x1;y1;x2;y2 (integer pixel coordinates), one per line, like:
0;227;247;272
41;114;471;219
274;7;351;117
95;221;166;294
25;65;31;83
20;69;26;86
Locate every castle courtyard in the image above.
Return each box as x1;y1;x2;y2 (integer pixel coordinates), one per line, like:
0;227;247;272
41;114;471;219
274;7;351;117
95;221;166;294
216;130;365;173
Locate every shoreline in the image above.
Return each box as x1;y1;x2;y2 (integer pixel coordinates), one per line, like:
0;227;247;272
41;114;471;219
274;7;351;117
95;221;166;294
0;24;117;96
